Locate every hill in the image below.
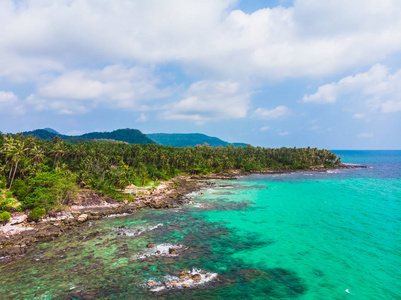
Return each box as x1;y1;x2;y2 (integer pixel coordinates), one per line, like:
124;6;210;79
21;128;156;145
146;133;248;147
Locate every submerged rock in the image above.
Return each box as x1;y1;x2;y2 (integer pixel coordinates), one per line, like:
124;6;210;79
133;243;186;260
146;269;218;292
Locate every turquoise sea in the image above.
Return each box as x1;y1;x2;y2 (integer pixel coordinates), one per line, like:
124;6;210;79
1;150;401;299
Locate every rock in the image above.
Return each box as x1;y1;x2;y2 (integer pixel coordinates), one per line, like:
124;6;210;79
168;248;178;255
200;270;206;274
146;242;155;248
192;274;202;281
147;281;157;287
77;214;88;222
237;268;273;282
171;280;178;285
9;214;27;225
205;274;212;278
182;284;190;288
179;273;191;279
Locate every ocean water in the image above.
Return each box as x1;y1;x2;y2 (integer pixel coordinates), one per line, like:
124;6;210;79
1;150;400;299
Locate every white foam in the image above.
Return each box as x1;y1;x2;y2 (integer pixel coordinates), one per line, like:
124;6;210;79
116;223;163;237
106;213;131;218
132;243;185;260
150;286;166;292
147;269;218;292
345;289;354;295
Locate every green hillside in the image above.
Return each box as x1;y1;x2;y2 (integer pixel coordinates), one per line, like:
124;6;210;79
147;133;248;147
21;128;156;145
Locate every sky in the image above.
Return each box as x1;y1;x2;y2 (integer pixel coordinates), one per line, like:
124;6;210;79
1;0;401;149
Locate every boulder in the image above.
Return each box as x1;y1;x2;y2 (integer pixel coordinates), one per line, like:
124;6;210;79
192;274;202;282
9;214;27;225
168;248;178;255
77;214;88;222
179;273;191;279
146;242;155;248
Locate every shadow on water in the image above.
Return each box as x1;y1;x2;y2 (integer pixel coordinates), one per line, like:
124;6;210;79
0;202;307;299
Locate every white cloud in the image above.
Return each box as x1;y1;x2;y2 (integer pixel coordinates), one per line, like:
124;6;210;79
358;132;374;138
1;0;401;81
2;0;401;124
136;113;148;122
260;126;270;131
253;106;289;119
0;91;24;114
0;91;18;104
163;80;250;124
380;100;401;113
278;131;289;136
25;65;171;114
303;64;401;115
353;113;366;119
25;94;89;114
302;84;338;103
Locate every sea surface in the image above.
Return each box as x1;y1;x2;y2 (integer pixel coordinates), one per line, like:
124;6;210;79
1;150;401;299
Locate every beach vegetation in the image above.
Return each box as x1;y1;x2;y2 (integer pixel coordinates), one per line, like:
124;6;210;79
28;207;46;221
0;132;341;213
0;211;11;222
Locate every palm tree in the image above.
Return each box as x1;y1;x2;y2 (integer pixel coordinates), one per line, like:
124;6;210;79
7;140;29;189
30;145;44;166
50;140;66;168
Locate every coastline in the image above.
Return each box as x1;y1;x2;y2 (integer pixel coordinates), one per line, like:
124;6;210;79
0;163;363;264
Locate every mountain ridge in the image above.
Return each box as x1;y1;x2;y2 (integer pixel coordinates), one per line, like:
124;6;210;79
147;133;247;147
21;128;155;145
20;128;248;147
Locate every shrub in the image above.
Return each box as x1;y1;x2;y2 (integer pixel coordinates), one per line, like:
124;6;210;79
0;211;11;222
28;207;46;221
0;176;6;189
11;179;28;201
22;171;78;210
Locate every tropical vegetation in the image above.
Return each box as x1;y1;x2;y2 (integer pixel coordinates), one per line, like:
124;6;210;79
0;132;340;218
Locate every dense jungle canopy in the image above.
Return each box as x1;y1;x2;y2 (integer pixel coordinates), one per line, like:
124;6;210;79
0;133;340;213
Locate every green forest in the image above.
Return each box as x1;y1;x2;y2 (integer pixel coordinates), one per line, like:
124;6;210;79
0;133;340;218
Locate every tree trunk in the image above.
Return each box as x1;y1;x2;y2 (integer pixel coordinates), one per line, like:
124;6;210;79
8;161;13;178
9;159;19;190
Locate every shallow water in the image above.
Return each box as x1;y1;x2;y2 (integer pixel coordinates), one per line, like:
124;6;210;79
1;150;400;299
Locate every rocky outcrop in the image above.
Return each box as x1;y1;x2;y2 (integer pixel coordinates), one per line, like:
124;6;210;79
145;269;219;292
0;177;204;263
77;214;88;222
146;242;155;248
0;224;64;258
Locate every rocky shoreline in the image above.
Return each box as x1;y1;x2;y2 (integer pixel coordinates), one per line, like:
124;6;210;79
0;164;364;264
0;177;209;263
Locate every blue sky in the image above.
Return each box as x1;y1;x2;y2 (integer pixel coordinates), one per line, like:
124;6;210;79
1;0;401;149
